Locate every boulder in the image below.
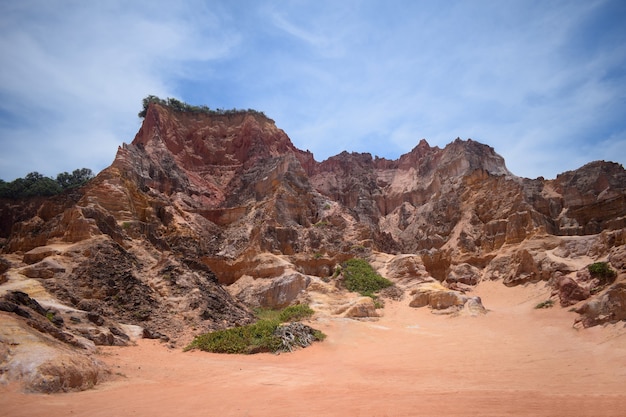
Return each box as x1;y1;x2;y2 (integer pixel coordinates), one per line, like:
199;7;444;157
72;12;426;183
409;282;467;310
0;314;107;393
464;296;488;315
386;254;430;281
446;263;481;286
485;247;569;287
427;290;467;310
556;276;590;307
77;327;115;346
23;246;60;264
0;256;11;274
230;272;311;309
575;282;626;327
21;259;66;279
504;249;539;286
334;297;379;318
258;273;311;309
409;291;431;308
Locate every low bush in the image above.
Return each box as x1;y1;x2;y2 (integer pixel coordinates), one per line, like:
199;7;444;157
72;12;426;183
535;300;554;309
138;95;271;121
588;262;617;286
186;304;322;354
342;258;393;297
278;304;315;322
186;320;279;354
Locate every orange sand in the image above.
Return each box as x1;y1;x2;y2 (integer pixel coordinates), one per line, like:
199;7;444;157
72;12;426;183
2;281;626;417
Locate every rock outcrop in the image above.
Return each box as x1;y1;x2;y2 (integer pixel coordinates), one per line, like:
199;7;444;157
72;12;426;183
575;282;626;327
556;276;591;307
0;312;107;393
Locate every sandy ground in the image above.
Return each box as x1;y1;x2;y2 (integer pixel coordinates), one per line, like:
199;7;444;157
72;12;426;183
2;281;626;417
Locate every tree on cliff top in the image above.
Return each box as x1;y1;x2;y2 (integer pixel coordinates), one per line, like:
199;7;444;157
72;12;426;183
56;168;94;190
0;168;94;199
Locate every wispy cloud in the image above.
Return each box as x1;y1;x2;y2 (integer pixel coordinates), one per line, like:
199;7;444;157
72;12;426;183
1;0;624;180
259;0;626;178
0;0;237;180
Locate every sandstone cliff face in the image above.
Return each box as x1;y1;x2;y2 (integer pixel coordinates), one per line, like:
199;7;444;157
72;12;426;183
1;101;625;390
2;102;625;307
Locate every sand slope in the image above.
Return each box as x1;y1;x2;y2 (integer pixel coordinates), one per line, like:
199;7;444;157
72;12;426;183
2;281;626;417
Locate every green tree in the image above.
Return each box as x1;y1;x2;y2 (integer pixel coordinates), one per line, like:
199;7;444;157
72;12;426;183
0;168;94;199
23;172;62;196
56;168;94;189
138;95;165;118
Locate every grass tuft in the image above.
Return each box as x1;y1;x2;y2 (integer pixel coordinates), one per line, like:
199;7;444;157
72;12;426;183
278;304;315;322
535;299;554;309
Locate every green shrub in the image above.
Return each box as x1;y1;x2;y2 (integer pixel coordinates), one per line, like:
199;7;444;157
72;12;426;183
253;307;281;322
342;258;393;297
186;304;322;354
312;329;326;341
588;262;617;286
278;304;314;322
253;304;314;323
138;95;271;121
186;319;280;354
535;300;554;309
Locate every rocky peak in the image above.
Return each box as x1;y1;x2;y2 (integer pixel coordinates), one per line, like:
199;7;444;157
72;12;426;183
445;138;511;176
143;102;315;169
554;161;626;203
397;138;510;178
107;103;319;209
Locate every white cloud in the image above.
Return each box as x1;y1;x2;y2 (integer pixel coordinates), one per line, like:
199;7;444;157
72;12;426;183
1;0;624;181
272;0;626;178
0;0;237;180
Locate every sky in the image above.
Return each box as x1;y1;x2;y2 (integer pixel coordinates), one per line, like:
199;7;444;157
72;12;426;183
1;0;625;181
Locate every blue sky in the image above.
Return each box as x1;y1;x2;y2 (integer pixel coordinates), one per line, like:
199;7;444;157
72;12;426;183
1;0;625;181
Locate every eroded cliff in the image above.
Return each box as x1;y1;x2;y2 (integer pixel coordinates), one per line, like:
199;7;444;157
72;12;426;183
1;100;625;391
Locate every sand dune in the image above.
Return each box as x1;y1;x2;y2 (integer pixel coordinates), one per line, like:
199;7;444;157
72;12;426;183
2;281;626;417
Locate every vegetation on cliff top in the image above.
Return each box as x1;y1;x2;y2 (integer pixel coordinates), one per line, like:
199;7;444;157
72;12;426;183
185;304;325;354
138;95;272;121
0;168;94;199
